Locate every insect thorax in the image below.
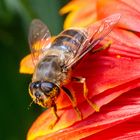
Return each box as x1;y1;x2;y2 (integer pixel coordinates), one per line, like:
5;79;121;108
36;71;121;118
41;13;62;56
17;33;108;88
32;50;70;85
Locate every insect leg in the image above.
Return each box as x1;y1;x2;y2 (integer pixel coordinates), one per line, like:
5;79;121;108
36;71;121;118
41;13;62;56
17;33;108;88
72;77;100;112
52;104;59;119
49;104;59;129
91;40;112;54
62;86;83;120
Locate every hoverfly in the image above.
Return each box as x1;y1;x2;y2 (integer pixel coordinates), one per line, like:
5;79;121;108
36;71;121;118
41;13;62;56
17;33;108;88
28;14;120;124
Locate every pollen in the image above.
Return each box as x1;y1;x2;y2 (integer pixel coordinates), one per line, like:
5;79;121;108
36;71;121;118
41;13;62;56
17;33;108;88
116;54;121;58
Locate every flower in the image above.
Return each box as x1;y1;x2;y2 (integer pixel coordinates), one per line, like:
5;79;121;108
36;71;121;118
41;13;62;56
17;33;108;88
60;0;98;29
60;0;140;31
20;0;140;139
27;88;140;140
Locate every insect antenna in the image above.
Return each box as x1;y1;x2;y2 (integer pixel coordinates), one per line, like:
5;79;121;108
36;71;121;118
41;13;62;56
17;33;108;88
27;100;34;110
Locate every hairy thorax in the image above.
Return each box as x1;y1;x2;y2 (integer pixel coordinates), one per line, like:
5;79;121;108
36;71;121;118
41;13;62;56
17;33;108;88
32;49;72;86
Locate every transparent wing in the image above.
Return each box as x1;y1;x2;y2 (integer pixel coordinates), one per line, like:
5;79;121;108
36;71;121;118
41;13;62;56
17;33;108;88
28;19;51;66
65;13;121;69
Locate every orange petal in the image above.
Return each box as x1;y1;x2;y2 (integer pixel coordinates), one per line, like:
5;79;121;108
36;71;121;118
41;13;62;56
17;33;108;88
20;54;34;74
60;0;97;28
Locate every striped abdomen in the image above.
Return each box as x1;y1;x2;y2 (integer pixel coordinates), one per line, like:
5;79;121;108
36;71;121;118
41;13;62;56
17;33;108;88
51;28;88;55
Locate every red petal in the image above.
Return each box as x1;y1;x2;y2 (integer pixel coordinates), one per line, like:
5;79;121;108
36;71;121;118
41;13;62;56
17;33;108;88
120;0;140;13
57;51;140;109
27;88;140;140
108;29;140;58
83;115;140;140
97;0;140;32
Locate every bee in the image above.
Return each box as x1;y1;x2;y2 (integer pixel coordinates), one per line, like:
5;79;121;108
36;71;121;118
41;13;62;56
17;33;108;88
28;14;120;123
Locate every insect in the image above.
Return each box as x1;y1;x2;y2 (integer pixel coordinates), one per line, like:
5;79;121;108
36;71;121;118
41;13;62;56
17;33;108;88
28;14;120;125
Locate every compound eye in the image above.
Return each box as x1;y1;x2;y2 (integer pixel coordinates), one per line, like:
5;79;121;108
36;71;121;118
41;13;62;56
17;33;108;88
30;82;40;90
41;82;54;93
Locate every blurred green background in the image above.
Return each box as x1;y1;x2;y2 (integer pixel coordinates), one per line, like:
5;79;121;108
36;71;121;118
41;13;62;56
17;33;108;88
0;0;68;139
